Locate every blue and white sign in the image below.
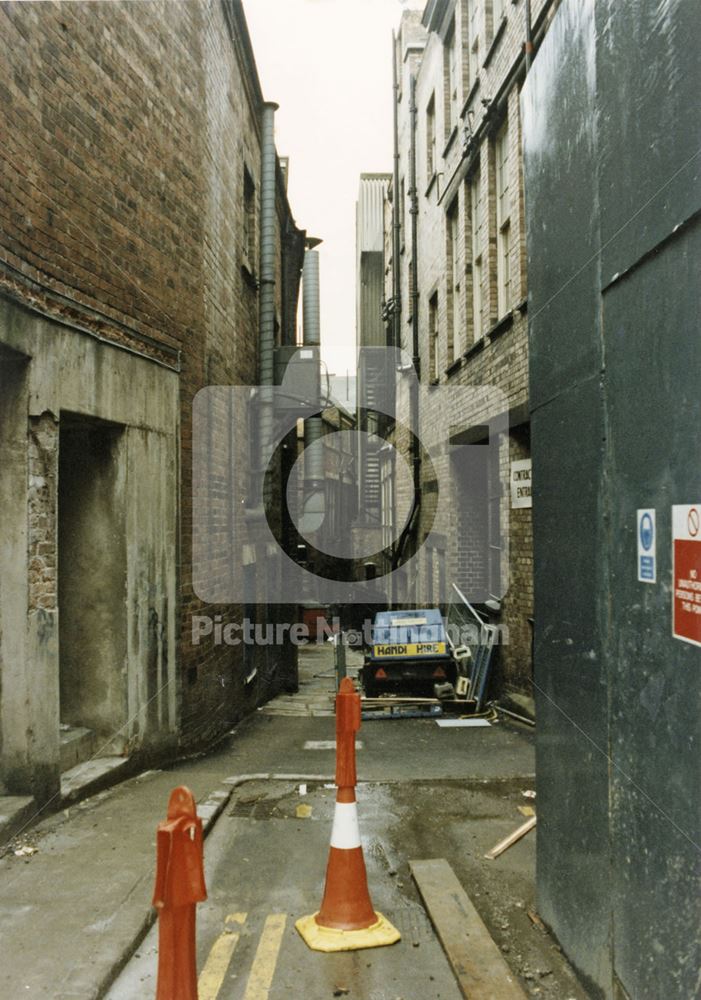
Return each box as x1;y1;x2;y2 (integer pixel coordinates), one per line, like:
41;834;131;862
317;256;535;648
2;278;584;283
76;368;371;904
637;509;656;583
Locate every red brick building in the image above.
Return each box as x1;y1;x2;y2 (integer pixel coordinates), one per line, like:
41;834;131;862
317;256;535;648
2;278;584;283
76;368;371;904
0;0;304;805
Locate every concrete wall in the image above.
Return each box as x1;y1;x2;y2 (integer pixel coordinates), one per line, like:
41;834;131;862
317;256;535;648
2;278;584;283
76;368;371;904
0;296;179;802
523;1;701;996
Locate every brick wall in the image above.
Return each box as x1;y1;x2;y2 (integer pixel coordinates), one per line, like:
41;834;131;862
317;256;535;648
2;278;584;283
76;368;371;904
27;412;58;613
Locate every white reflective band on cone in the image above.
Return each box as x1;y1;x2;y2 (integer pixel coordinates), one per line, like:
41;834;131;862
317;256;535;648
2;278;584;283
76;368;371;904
330;801;362;850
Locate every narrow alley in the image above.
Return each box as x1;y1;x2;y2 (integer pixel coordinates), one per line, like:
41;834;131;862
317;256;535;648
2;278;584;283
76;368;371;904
2;645;587;1000
0;1;698;998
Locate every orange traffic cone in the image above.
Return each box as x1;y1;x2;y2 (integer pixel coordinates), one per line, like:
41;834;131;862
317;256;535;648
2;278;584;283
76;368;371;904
296;677;400;952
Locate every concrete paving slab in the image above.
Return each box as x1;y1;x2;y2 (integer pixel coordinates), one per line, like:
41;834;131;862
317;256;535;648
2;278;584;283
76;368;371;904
0;644;540;1000
106;780;464;1000
107;777;591;1000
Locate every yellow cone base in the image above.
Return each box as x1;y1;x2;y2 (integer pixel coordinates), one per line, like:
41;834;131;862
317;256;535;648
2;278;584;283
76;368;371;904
295;911;401;952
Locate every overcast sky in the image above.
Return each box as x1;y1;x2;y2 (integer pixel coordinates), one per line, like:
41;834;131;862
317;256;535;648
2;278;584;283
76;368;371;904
244;0;423;377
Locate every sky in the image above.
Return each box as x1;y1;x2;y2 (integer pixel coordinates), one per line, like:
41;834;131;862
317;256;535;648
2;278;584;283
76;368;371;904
244;0;423;377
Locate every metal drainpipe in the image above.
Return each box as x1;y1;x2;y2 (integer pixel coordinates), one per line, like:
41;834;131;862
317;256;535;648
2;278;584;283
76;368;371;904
408;73;421;522
391;31;402;349
392;73;421;573
524;0;534;71
301;246;325;526
258;101;279;491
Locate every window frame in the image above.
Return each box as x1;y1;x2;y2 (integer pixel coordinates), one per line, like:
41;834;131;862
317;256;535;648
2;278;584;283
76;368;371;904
469;0;481;89
469;168;483;342
426;94;437;184
429;290;440;382
444;17;459;139
242;165;256;273
447;198;461;363
495;120;511;318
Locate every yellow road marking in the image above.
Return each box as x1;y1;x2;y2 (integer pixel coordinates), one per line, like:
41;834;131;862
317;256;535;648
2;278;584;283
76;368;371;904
242;913;287;1000
198;912;247;1000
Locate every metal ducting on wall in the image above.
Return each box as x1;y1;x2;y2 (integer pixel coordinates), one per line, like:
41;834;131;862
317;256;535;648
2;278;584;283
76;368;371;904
258;101;279;484
300;243;325;534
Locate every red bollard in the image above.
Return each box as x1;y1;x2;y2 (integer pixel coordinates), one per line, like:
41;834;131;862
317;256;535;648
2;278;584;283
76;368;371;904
152;786;207;999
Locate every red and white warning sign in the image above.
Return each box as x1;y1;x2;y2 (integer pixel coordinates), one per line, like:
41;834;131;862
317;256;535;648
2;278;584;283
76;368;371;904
672;504;701;647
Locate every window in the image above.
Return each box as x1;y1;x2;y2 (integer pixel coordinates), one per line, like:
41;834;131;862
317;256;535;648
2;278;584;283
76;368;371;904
242;167;256;269
469;1;481;89
469;169;483;341
495;121;511;316
444;19;459;137
426;95;436;183
488;437;502;596
381;453;394;553
429;291;439;381
447;200;461;362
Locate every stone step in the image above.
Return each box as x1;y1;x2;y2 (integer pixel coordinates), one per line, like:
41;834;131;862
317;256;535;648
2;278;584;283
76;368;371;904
59;725;97;772
60;756;130;805
0;795;36;849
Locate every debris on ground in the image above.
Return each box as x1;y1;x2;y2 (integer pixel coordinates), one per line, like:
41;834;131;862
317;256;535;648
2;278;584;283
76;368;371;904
527;908;548;932
485;816;537;860
13;845;38;858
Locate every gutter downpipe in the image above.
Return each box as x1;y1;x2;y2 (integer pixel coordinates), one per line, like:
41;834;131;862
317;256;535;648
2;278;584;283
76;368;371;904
258;101;279;508
389;32;402;605
392;73;421;575
391;32;402;349
524;0;534;71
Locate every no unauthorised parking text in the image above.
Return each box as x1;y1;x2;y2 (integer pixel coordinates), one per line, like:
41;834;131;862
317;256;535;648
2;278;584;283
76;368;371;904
672;504;701;647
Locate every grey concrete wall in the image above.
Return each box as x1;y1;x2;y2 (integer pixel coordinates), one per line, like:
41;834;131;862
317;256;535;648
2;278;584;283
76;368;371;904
523;1;701;997
0;297;179;802
0;348;34;791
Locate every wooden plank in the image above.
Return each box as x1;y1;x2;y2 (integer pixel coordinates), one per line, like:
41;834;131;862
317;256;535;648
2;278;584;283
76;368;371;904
410;858;527;1000
484;817;537;860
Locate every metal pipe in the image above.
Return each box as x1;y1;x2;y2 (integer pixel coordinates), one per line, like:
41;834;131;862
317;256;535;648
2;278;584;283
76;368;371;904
391;31;402;349
258;101;279;467
494;704;536;727
524;0;534;71
392;73;421;572
408;72;421;526
302;246;324;511
409;74;420;382
302;250;321;347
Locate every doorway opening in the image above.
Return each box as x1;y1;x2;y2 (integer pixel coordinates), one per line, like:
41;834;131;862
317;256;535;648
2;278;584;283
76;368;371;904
58;414;127;771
